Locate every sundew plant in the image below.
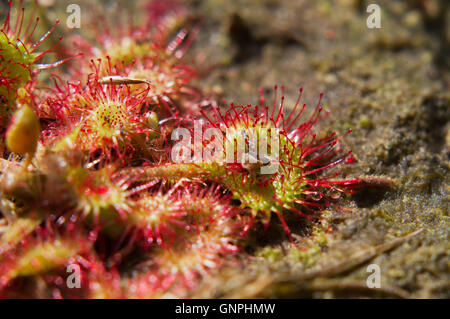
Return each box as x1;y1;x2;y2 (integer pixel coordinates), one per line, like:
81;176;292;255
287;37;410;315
0;0;380;299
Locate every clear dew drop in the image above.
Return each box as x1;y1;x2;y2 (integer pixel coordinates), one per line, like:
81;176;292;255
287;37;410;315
56;216;65;226
310;192;322;201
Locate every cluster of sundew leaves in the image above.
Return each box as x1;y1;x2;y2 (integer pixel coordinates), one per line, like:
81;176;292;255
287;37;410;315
0;0;360;298
0;0;65;132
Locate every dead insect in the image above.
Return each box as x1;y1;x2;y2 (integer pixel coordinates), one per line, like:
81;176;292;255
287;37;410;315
98;76;151;86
